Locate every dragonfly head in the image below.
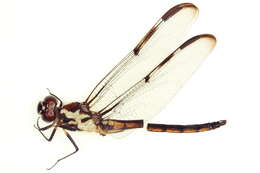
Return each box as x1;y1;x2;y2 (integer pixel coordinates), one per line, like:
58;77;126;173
37;96;58;122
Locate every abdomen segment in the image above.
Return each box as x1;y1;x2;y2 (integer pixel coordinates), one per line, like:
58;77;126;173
147;120;226;133
101;119;144;134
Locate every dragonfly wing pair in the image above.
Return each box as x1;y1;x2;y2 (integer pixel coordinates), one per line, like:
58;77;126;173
84;3;222;137
86;3;199;112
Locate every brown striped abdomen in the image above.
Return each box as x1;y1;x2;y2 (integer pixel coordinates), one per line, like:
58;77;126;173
147;120;226;133
102;119;144;134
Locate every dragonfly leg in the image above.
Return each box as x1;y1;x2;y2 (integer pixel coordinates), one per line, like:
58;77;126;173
34;117;57;141
34;125;57;141
47;129;79;170
47;88;63;107
34;123;53;131
147;120;226;133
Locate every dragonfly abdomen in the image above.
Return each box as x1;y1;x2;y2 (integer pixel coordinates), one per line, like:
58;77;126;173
147;120;226;133
101;119;144;134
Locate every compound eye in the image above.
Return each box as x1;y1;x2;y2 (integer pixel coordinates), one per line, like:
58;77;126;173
37;102;43;114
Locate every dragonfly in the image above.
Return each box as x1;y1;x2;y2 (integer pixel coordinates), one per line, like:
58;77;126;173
35;3;226;170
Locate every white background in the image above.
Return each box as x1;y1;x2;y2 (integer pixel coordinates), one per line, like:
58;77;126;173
0;0;259;172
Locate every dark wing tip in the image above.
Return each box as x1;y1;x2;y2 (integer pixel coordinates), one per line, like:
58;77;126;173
202;34;217;42
162;3;198;21
179;34;217;50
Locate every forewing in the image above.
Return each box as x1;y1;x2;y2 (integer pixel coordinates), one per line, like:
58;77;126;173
101;35;216;124
85;3;199;112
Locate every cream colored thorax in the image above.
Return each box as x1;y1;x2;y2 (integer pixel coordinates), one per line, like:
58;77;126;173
60;109;97;132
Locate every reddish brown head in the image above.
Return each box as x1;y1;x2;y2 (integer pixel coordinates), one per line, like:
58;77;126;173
37;96;58;122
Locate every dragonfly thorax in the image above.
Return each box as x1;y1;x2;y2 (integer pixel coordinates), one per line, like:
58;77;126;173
60;105;99;132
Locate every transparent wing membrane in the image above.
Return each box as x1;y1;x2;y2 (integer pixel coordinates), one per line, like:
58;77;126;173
100;35;216;124
85;3;199;112
84;3;218;138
